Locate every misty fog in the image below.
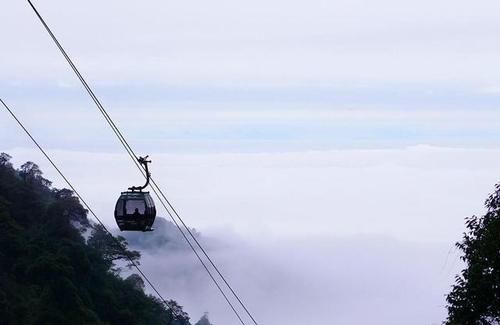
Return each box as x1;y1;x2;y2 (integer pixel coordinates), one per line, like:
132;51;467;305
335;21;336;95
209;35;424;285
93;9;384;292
5;147;491;324
125;222;461;324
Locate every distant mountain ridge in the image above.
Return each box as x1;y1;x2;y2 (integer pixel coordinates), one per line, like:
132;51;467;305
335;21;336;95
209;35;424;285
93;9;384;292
120;217;201;252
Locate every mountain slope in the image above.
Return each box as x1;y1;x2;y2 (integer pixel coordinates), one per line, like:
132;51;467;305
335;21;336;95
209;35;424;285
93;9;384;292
0;153;191;325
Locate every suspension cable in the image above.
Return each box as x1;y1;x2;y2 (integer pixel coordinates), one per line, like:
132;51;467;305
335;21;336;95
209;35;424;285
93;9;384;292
26;1;258;324
1;98;173;316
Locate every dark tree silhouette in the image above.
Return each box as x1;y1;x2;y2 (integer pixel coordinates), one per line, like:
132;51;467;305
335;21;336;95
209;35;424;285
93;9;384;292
87;224;141;271
125;273;146;291
445;184;500;324
19;161;51;187
0;152;12;167
0;154;192;324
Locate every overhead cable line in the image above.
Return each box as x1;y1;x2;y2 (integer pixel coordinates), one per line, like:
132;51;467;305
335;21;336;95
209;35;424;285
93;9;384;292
0;98;245;325
0;98;172;315
25;0;246;321
26;1;258;324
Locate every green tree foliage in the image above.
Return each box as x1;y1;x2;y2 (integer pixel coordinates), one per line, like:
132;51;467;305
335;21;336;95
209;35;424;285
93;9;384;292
0;153;191;325
88;224;141;271
0;152;13;168
445;184;500;324
19;161;52;187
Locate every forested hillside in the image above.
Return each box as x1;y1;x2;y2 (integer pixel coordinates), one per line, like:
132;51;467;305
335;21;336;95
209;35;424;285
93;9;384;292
0;152;191;325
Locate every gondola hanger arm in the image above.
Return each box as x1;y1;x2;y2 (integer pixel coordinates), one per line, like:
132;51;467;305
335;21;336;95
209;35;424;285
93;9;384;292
128;156;151;192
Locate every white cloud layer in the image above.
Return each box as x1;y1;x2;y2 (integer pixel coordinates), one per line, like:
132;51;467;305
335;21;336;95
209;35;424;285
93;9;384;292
4;146;497;243
1;145;494;324
132;231;461;325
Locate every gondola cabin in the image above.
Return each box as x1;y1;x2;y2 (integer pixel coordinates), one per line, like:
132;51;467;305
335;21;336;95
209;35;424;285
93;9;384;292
114;156;156;231
115;191;156;231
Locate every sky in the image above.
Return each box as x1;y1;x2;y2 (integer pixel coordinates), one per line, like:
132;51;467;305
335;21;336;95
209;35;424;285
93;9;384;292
2;0;500;324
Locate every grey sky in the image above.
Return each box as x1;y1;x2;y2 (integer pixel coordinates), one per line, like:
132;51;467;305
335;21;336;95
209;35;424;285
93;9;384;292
2;0;500;151
3;0;500;85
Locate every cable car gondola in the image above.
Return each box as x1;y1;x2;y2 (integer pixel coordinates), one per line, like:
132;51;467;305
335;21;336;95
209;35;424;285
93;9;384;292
114;156;156;231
